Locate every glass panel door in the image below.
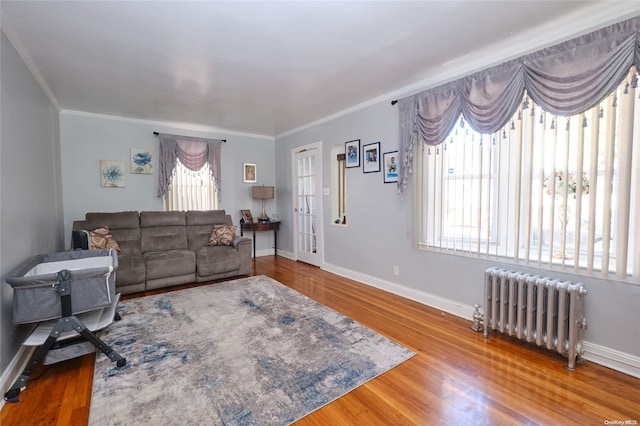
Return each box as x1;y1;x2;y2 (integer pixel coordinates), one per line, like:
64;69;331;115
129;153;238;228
293;145;322;266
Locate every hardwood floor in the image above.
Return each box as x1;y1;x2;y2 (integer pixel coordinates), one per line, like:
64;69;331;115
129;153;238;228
2;256;639;425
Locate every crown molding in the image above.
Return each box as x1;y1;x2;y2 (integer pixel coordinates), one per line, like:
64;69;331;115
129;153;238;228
1;11;62;112
276;4;640;140
60;109;274;141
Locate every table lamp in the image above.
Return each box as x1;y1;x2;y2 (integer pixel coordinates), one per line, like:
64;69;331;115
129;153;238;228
252;185;274;222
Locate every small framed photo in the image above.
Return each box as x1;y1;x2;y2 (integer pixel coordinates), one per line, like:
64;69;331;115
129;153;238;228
345;139;360;168
131;148;153;174
243;163;257;183
383;151;399;183
362;142;381;173
240;209;253;223
100;160;125;188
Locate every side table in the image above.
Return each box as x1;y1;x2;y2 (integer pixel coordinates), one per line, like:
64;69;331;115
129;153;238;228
241;220;280;259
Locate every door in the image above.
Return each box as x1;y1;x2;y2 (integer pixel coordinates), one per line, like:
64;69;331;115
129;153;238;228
292;143;323;266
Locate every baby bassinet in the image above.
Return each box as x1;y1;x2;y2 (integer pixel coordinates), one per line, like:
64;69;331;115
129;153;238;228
4;249;126;402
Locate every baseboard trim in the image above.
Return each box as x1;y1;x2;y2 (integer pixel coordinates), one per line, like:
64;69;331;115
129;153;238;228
275;250;296;261
582;342;640;378
321;261;640;379
255;249;296;260
0;345;35;408
322;261;475;320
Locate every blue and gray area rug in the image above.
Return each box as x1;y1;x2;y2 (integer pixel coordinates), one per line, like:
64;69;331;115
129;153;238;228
89;275;415;425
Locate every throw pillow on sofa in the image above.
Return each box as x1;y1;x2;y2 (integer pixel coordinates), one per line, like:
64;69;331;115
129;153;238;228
90;226;122;252
208;224;237;246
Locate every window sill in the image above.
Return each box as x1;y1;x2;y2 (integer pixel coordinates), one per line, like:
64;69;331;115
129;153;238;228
417;243;640;288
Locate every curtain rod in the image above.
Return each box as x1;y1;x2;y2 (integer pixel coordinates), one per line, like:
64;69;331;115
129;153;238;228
153;131;226;143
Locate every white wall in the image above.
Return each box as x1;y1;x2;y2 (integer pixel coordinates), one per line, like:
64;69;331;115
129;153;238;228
59;112;276;251
1;32;63;374
275;87;640;378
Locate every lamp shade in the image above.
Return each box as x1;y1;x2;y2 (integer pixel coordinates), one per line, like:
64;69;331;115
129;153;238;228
252;186;274;200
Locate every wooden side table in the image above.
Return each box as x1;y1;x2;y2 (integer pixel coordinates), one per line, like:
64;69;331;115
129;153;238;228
241;221;280;259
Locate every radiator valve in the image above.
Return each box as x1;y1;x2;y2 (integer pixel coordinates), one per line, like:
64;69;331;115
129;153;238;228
471;304;484;332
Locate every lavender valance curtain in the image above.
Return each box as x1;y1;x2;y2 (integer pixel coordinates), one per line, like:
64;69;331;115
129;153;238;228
157;133;223;198
398;16;640;193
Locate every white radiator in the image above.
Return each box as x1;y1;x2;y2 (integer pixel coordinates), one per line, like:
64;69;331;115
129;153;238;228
483;267;588;370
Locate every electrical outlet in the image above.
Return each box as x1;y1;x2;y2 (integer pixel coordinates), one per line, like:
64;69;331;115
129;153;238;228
393;266;399;276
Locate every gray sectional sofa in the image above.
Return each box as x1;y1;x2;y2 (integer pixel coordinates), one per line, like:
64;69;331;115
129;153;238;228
72;210;252;294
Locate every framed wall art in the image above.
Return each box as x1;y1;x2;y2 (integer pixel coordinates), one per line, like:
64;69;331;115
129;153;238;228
100;160;125;188
345;139;360;168
243;163;257;183
131;148;153;174
240;209;253;223
362;142;380;173
383;151;399;183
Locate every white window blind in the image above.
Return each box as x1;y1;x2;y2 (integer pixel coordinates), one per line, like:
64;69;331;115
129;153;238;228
419;67;639;280
164;158;218;211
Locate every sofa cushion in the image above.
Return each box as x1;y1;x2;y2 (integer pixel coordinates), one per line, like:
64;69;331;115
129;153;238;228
208;225;236;246
141;225;188;253
86;211;140;230
84;211;141;254
186;210;230;226
143;250;196;280
140;211;186;227
113;253;146;289
194;246;241;277
186;210;233;249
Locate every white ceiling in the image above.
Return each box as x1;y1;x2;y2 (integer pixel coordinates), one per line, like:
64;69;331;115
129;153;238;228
2;1;639;138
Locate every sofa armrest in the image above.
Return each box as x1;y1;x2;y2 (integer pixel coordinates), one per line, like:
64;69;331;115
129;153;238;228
231;236;251;249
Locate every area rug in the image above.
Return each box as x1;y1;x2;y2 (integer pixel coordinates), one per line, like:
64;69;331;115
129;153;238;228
89;275;415;425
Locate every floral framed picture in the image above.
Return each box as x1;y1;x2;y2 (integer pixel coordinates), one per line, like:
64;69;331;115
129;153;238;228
383;151;399;183
345;139;360;168
131;148;153;174
362;142;381;173
100;160;125;188
243;163;257;183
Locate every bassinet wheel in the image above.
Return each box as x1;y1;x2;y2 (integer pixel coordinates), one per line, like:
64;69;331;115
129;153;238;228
4;388;20;402
117;358;126;368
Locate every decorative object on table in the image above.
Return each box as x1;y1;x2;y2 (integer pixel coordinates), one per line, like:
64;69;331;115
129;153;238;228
130;148;153;174
240;209;253;224
363;142;381;173
383;150;399;183
100;160;125;187
89;275;415;425
243;163;257;183
344;139;360;168
252;185;274;222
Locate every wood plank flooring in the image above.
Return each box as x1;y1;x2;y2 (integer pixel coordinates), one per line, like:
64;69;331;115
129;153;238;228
2;256;639;425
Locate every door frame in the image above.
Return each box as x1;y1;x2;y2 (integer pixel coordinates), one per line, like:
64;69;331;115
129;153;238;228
291;141;324;267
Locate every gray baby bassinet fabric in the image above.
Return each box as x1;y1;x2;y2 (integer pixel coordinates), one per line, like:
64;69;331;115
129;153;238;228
7;249;117;324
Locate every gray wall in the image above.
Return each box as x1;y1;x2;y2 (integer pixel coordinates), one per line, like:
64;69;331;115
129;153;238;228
1;32;64;374
275;92;640;368
59;113;276;250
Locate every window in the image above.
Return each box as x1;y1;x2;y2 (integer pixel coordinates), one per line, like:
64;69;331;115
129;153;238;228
164;158;218;211
419;68;640;280
157;133;222;212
